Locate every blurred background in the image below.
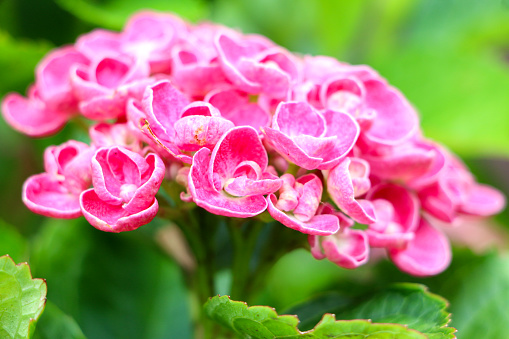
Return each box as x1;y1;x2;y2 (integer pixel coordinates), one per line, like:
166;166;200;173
1;0;509;338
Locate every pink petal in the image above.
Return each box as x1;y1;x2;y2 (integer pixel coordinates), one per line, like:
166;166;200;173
80;189;159;232
293;174;323;222
273;102;326;138
224;175;282;197
206;89;270;130
327;158;376;224
211;126;268;184
174;115;234;151
321;229;370;269
267;194;339;235
389;218;451;277
23;173;82;218
2;92;72;137
188;148;268;217
460;184;506;217
363;79;418;146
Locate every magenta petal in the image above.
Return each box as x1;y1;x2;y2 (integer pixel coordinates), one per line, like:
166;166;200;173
23;173;82;218
273;102;326;138
188;148;268;217
390;218;451;277
80;189;158;232
2;93;71;137
327;158;376;224
321;229;370;269
267;194;339;235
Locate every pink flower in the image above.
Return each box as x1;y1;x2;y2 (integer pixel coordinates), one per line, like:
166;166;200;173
23;141;93;218
366;183;420;249
71;54;152;120
389;218;451;276
134;80;234;162
327;157;376;224
188;126;282;217
80;146;165;232
309;229;370;269
267;174;339;235
215;32;299;99
206;88;270;130
2;47;89;136
418;152;506;222
262;101;359;170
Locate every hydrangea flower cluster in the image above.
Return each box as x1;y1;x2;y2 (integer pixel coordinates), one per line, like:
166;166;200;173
3;11;505;276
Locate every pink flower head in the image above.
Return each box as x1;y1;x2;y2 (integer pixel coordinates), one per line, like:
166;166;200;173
327;157;376;224
80;146;165;232
389;218;451;276
135;80;234;162
206;88;270;131
366;183;419;249
23;140;93;218
262;101;359;170
71;54;151;120
267;174;339;235
188;126;282;217
418;152;506;222
309;228;370;269
215;32;299;99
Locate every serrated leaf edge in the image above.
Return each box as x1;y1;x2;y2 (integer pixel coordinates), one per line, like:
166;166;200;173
0;254;47;339
205;294;443;338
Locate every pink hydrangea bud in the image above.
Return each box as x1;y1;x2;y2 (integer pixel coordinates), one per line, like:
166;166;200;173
23;141;93;218
80;146;165;232
267;174;339;235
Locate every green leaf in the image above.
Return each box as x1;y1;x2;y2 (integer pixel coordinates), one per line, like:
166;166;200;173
0;255;47;339
337;284;455;339
55;0;207;30
447;253;509;339
33;301;86;339
204;295;429;338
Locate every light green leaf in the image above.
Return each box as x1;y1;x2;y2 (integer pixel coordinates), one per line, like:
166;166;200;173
204;295;429;338
337;284;455;339
55;0;207;30
0;255;47;339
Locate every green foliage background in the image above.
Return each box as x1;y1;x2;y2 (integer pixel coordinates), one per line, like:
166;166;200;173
0;0;508;338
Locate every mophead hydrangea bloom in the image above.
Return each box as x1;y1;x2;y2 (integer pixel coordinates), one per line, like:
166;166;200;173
2;10;505;276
